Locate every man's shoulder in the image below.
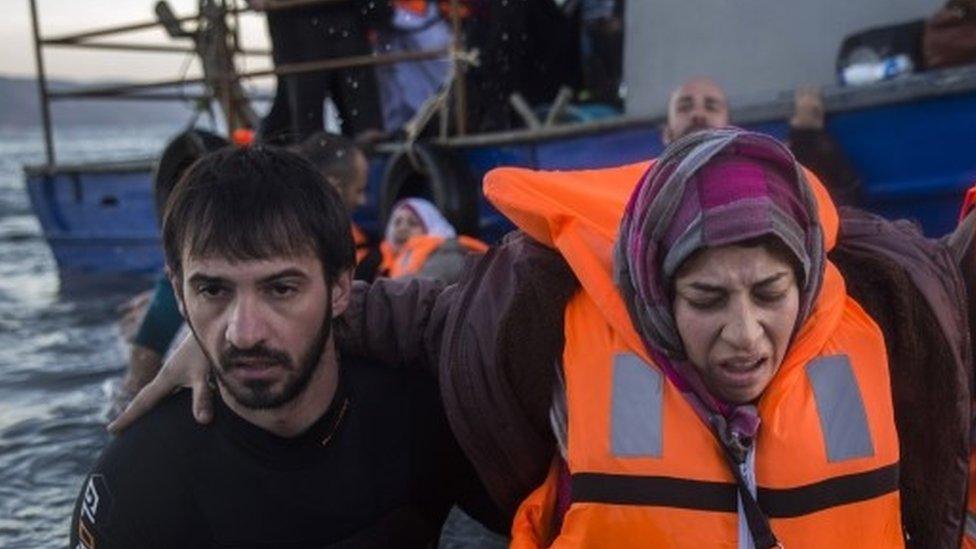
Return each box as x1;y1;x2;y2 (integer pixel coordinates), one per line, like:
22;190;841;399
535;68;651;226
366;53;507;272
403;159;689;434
341;357;444;435
104;389;204;465
72;390;205;547
342;356;438;403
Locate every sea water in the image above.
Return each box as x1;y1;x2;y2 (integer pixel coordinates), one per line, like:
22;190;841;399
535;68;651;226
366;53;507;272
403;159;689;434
0;124;176;548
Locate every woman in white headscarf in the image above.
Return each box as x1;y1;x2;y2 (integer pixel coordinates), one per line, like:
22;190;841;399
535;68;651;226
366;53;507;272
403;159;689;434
381;197;487;283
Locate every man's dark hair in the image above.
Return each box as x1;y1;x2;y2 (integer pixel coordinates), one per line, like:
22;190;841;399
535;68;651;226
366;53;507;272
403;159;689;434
295;132;362;190
163;145;355;283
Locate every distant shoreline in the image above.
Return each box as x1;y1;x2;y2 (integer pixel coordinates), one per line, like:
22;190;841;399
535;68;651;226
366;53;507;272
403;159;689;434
0;74;267;128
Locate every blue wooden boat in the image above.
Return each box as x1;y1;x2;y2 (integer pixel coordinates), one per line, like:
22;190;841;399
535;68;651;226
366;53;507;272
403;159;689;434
24;65;976;277
22;0;976;278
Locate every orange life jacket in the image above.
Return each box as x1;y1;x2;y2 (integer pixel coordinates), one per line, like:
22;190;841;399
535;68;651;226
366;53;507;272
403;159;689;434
380;234;488;279
395;0;428;15
485;161;903;548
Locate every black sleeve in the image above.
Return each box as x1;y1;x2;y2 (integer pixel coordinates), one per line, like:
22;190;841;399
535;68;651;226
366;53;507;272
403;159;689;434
69;403;203;548
404;370;457;536
788;127;862;207
406;365;510;536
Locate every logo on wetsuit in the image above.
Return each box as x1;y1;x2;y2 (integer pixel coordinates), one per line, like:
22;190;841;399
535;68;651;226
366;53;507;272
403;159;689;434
76;475;112;549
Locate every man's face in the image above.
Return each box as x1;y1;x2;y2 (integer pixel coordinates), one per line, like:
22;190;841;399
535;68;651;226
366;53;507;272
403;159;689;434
664;78;730;144
174;252;349;409
340;152;369;213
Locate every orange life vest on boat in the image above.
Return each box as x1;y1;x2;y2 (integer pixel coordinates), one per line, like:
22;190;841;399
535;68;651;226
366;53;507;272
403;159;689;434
395;0;428;14
485;161;903;549
395;0;472;18
380;234;488;279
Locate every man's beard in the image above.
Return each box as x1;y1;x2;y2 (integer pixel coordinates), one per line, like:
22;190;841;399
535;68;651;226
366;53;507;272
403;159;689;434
187;308;333;411
678;121;712;140
213;319;329;409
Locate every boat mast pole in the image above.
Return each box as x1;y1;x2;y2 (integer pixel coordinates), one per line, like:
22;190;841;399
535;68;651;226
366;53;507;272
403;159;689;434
28;0;55;167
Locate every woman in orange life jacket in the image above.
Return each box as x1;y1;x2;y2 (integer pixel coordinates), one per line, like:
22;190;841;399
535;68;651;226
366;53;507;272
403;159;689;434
495;128;902;548
295;132;382;281
380;197;487;283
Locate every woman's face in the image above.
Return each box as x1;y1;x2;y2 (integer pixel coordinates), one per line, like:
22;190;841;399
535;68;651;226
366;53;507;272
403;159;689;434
672;244;800;404
389;206;425;248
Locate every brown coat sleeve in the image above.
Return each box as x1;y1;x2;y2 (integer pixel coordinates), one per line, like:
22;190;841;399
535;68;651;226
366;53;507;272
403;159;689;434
831;207;971;548
334;277;455;379
335;231;580;522
439;231;579;519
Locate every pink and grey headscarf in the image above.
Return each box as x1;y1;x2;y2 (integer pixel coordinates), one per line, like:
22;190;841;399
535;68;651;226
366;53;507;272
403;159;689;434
613;128;825;450
385;197;457;245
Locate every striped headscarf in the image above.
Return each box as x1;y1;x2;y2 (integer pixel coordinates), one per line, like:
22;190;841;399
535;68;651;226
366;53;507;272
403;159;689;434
613;128;825;442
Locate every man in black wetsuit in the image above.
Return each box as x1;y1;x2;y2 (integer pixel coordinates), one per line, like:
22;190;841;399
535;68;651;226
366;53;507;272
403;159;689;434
70;146;457;548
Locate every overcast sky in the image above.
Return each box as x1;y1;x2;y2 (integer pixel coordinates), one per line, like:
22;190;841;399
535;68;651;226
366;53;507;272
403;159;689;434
2;0;273;82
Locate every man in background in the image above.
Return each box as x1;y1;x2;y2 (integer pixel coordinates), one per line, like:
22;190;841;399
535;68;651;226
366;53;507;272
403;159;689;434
664;76;862;206
296;132;382;281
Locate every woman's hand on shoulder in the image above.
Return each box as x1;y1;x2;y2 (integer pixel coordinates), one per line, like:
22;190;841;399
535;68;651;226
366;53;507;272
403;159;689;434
107;333;214;433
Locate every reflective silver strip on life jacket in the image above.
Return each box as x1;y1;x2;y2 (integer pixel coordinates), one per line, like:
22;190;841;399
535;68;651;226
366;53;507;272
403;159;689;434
806;355;874;462
611;353;663;457
966;511;976;540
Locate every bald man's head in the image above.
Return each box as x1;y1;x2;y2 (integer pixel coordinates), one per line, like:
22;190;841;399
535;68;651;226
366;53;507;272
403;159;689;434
663;77;730;144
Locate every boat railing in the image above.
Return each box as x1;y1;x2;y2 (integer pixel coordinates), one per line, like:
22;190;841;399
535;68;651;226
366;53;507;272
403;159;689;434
27;0;471;167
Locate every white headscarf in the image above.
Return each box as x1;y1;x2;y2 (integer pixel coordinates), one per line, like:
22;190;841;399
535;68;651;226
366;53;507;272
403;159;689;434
385;197;456;245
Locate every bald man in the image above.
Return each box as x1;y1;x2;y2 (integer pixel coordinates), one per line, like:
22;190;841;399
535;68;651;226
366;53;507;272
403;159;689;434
663;77;861;205
662;77;730;144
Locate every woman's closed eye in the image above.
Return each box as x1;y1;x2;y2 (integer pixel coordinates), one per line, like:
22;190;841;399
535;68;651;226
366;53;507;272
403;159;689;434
753;289;788;305
683;292;725;310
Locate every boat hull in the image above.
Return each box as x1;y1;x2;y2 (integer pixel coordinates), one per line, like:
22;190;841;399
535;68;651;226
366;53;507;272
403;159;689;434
24;161;163;278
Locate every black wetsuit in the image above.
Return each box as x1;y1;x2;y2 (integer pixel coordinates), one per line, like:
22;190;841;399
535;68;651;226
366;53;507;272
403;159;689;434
70;358;456;548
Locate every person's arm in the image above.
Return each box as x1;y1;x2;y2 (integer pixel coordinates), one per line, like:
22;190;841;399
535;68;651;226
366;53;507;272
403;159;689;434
109;277;455;432
117;289;152;342
116;345;163;404
334;277;455;378
787;87;862;207
117;276;185;404
108;333;213;433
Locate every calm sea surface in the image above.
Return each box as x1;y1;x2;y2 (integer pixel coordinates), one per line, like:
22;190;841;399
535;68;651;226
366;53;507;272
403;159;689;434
0;124;179;548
